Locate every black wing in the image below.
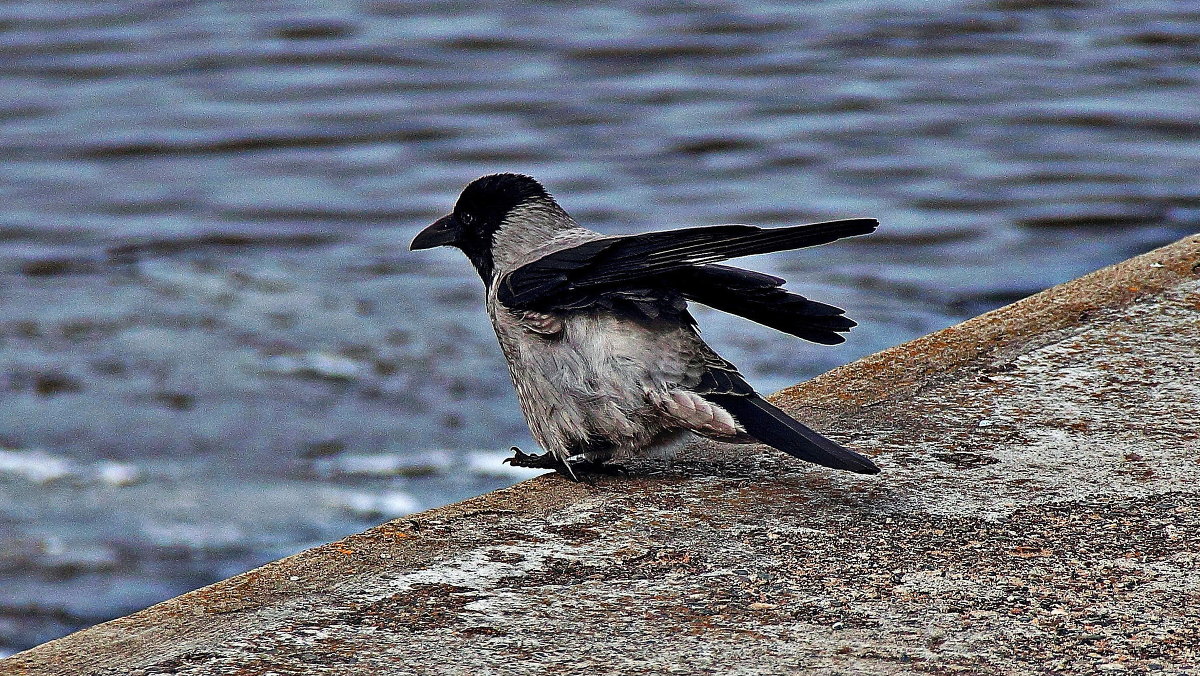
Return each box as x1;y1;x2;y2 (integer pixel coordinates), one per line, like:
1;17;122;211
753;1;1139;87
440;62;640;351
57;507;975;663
671;265;856;345
497;219;877;311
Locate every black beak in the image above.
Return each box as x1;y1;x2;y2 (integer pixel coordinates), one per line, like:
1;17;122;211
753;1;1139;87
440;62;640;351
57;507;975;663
410;214;459;250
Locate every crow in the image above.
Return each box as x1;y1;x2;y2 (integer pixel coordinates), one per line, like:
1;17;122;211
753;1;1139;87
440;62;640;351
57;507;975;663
411;173;879;479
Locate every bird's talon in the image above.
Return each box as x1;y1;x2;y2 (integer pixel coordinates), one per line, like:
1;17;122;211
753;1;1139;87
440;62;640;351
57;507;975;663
502;447;562;470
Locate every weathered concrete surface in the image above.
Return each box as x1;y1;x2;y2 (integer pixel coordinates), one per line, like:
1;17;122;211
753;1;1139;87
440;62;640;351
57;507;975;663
6;234;1200;676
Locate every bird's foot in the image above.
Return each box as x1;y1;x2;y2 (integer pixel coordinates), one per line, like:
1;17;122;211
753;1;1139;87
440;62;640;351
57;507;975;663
570;460;628;477
503;448;627;483
502;447;562;469
561;454;627;483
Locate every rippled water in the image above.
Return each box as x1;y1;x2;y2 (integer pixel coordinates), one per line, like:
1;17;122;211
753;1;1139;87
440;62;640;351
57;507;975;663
1;0;1197;655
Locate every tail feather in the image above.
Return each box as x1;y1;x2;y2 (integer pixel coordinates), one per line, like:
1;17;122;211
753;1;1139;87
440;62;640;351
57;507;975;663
705;393;880;474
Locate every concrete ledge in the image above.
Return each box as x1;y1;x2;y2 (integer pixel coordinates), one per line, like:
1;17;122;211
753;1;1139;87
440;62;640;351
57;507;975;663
6;234;1200;675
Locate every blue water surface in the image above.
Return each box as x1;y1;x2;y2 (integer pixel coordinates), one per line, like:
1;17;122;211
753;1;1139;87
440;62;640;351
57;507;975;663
0;0;1197;654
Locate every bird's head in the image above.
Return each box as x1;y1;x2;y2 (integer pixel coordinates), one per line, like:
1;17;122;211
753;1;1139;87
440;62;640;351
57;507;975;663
411;173;561;283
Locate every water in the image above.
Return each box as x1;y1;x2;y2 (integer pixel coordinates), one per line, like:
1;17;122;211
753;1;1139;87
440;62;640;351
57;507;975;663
0;0;1197;654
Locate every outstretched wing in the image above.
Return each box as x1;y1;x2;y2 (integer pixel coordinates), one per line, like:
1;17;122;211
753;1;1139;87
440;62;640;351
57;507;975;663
497;219;877;311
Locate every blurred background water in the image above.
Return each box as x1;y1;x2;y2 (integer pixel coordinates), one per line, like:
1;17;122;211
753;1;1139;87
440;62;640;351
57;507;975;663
0;0;1197;655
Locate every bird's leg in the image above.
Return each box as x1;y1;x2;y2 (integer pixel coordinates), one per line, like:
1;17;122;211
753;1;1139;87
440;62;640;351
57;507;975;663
569;458;629;476
563;453;628;480
502;447;628;483
502;448;588;482
502;446;563;469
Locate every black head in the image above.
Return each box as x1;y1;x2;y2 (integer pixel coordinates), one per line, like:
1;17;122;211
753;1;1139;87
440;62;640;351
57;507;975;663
410;173;551;282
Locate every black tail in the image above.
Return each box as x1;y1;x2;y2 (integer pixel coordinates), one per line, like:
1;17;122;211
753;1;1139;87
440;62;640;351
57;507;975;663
706;394;880;474
673;264;856;345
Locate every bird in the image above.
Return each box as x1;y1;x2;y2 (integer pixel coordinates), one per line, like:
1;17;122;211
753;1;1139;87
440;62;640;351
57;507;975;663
410;173;880;479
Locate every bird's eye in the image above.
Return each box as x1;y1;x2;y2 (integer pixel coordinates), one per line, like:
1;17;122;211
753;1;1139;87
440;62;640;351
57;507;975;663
459;212;475;226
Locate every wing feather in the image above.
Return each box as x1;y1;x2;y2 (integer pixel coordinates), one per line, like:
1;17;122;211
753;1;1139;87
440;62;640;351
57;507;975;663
672;264;857;344
498;218;877;311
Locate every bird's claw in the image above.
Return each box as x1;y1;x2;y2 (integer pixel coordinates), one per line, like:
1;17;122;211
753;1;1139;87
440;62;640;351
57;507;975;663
502;447;627;482
503;447;562;469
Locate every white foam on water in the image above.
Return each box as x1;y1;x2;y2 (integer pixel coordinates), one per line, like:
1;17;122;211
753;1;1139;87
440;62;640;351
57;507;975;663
0;448;145;486
0;448;72;483
311;449;452;478
323;488;420;519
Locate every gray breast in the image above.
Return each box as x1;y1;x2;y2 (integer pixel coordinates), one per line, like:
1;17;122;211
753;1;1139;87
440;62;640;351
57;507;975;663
487;292;704;460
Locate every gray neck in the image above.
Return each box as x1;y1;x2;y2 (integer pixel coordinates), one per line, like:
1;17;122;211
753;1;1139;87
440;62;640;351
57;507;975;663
490;199;583;274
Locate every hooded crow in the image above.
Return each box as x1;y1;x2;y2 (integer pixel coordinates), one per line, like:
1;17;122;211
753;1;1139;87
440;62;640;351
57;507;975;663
411;173;880;478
